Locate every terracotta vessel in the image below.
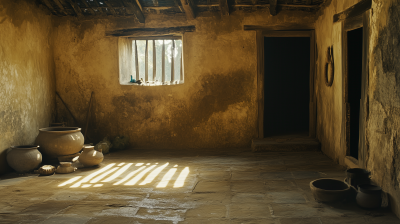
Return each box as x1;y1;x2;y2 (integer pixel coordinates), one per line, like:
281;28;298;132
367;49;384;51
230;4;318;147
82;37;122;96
56;162;77;174
6;145;42;173
79;146;104;167
356;184;382;209
310;178;350;202
35;127;84;158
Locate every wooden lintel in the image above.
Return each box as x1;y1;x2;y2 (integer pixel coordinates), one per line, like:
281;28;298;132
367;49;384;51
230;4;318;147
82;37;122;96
121;0;145;23
106;26;195;37
243;24;314;31
52;0;68;15
269;0;277;16
333;0;371;23
219;0;229;16
65;0;83;17
180;0;195;20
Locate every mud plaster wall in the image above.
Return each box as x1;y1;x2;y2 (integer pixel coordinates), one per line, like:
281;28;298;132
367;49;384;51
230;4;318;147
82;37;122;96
53;10;315;149
315;0;400;218
0;0;55;174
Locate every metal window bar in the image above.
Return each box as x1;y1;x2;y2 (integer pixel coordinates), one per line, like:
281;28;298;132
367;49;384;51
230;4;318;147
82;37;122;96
130;38;183;85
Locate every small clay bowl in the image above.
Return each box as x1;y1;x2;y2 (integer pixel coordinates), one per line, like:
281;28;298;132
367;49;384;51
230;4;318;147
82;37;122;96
310;178;350;202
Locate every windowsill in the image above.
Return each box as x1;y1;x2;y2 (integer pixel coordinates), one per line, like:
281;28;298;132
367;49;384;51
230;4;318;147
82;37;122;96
120;80;184;86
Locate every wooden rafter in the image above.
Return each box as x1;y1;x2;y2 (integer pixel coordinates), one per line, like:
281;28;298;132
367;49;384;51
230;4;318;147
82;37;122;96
80;0;97;15
173;0;184;12
92;0;107;15
121;0;145;23
219;0;229;16
53;0;68;15
180;0;196;20
41;0;58;15
104;0;117;15
65;0;83;17
269;0;277;16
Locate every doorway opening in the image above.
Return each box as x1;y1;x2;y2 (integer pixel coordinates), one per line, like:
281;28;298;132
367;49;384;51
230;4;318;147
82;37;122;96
263;37;310;137
347;27;363;159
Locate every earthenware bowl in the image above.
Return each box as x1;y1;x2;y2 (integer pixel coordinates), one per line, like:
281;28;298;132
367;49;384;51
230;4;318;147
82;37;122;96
310;178;350;202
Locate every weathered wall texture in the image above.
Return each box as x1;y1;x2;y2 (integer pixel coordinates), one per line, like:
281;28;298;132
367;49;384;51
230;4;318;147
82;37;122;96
368;0;400;218
0;0;55;174
315;0;400;218
52;10;315;149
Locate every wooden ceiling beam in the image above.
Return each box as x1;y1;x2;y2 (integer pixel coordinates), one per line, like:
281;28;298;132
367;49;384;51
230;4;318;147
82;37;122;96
219;0;229;15
121;0;145;23
180;0;196;20
65;0;83;17
52;0;68;15
106;25;195;37
269;0;277;16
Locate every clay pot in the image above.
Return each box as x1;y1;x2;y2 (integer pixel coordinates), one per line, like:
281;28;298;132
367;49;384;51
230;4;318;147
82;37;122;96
79;146;104;167
35;127;84;158
6;145;42;173
356;184;382;209
56;162;77;174
310;178;350;202
346;168;370;187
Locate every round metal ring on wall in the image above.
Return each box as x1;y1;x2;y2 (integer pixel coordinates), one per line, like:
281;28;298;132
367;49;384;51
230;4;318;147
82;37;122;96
325;46;334;87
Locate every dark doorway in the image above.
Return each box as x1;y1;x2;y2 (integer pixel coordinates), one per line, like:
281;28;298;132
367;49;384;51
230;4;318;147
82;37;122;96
347;27;363;159
264;37;310;137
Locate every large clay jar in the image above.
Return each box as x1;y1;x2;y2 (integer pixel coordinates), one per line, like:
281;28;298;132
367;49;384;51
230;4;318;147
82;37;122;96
7;145;42;173
35;127;84;158
79;146;104;167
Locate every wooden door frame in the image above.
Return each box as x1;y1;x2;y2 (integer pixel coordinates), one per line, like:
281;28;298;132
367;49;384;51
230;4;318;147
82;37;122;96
256;30;316;138
341;12;370;168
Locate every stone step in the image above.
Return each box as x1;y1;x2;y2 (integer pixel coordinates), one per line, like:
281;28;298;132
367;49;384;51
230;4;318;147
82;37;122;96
251;135;321;152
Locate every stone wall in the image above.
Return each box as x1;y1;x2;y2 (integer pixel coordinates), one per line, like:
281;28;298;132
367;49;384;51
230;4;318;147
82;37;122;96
0;0;55;174
315;0;400;218
52;10;315;149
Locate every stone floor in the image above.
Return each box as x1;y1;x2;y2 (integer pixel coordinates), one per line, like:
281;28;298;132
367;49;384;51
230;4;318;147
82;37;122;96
0;148;398;224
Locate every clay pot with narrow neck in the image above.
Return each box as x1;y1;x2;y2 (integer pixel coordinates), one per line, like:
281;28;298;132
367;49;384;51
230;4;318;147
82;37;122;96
79;146;104;167
7;145;42;173
35;127;84;158
356;184;382;209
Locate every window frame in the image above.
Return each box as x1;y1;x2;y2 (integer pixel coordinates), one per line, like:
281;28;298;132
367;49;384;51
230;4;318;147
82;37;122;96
118;35;185;86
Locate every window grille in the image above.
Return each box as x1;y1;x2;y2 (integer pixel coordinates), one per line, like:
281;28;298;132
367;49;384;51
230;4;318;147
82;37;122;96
119;37;184;86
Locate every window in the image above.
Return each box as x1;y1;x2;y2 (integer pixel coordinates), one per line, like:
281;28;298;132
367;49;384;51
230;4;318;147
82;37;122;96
119;37;184;86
